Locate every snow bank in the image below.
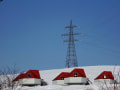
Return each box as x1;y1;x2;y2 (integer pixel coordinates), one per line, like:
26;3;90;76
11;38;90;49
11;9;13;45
16;65;120;90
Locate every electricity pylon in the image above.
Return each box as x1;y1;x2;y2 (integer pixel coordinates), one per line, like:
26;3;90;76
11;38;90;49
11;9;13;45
62;20;80;68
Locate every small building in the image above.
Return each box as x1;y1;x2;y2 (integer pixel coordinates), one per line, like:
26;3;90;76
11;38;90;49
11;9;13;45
19;70;41;86
13;73;25;85
94;71;115;84
52;72;70;85
64;68;87;85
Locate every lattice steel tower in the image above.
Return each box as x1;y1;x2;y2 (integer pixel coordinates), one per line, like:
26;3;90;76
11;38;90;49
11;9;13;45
62;20;80;68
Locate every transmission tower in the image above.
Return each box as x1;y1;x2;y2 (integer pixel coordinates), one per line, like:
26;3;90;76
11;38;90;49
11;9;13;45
62;20;80;68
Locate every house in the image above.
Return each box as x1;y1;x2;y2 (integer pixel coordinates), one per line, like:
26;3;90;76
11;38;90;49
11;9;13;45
52;72;70;85
94;71;115;84
64;68;88;85
13;73;25;85
19;70;41;86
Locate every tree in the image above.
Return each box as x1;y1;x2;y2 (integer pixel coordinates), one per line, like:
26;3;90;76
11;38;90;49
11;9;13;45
0;65;22;90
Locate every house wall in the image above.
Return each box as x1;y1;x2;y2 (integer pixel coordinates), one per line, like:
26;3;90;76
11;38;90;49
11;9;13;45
94;79;115;84
64;77;87;84
19;78;41;85
52;80;65;85
13;81;19;86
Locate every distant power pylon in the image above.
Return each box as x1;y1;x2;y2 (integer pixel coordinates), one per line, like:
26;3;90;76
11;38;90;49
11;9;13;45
62;20;80;68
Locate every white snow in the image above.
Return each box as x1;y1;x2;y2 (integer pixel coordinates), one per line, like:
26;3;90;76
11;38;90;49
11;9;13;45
15;65;120;90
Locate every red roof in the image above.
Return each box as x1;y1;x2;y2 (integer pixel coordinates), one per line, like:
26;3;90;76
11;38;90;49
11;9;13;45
13;73;25;81
53;68;87;81
69;68;86;77
23;70;41;79
13;70;41;82
95;71;114;80
53;72;70;81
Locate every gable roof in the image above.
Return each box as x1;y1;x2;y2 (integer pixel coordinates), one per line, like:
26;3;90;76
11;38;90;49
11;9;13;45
23;70;41;79
53;72;70;81
13;73;25;81
13;70;41;81
95;71;114;80
69;68;86;77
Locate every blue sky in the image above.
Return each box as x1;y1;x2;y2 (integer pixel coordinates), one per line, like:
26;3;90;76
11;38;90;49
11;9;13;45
0;0;120;71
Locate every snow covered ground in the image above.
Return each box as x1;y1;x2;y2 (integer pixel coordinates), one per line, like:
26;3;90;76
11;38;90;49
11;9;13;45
16;65;120;90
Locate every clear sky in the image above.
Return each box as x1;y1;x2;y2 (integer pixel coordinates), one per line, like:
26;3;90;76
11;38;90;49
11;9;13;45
0;0;120;71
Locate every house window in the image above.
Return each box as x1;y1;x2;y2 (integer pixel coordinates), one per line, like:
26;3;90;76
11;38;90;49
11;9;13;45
103;75;106;79
61;77;64;80
74;72;78;77
27;74;31;78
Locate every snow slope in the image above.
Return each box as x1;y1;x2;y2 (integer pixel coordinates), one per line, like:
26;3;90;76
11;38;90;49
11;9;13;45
18;65;120;90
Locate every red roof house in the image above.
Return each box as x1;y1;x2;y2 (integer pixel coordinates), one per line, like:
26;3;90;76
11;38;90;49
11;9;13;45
64;68;87;84
52;68;88;85
19;70;41;86
52;72;70;85
94;71;115;84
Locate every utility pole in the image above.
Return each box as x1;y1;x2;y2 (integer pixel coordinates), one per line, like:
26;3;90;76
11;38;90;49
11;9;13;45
62;20;80;68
